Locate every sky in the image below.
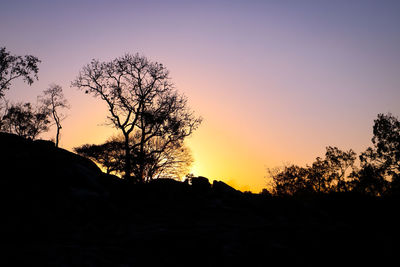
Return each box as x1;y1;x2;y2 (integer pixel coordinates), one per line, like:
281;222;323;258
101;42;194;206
1;0;400;192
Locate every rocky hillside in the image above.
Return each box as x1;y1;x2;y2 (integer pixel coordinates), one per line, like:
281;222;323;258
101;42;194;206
0;132;399;266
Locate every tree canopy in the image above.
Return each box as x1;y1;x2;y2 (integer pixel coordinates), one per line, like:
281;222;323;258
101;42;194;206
355;113;400;195
0;102;50;140
0;47;40;98
72;53;201;182
74;134;193;180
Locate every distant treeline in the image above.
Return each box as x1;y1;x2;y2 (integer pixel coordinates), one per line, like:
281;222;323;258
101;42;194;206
266;113;400;197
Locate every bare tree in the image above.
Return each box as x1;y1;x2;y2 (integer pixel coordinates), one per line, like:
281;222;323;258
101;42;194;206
129;133;193;181
40;84;70;147
0;47;40;98
72;53;201;182
74;133;193;180
147;139;193;181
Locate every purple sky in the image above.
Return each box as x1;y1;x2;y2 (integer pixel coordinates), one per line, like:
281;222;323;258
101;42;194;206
1;0;400;191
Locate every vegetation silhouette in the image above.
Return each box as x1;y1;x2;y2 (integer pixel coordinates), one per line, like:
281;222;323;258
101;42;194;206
72;53;202;182
74;133;193;180
39;84;70;147
267;113;400;197
0;46;40;98
0;47;69;143
267;146;357;196
1;47;42;134
0;102;50;139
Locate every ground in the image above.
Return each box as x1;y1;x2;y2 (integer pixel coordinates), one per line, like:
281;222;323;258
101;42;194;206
0;132;398;266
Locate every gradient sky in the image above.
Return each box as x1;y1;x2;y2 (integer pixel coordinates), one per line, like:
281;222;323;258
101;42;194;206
1;0;400;192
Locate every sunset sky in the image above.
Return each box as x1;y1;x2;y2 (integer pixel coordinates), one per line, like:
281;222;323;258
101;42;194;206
1;0;400;192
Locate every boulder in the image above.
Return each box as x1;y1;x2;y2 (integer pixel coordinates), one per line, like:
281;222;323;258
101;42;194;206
190;176;211;192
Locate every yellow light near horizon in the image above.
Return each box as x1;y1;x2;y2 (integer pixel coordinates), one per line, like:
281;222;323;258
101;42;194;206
186;131;268;193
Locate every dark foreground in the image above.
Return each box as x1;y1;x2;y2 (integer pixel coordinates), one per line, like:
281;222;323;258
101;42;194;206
1;132;399;266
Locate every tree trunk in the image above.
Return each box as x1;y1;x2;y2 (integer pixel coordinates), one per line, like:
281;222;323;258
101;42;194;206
137;116;146;183
53;108;60;147
55;125;60;147
124;134;131;181
138;138;145;183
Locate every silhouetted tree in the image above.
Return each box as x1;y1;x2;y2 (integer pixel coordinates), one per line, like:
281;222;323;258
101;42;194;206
268;165;309;196
75;133;193;180
0;47;40;98
40;84;70;147
74;139;124;174
137;136;193;181
307;157;331;193
351;163;389;196
0;102;50;139
355;113;400;195
371;113;400;179
324;146;357;192
72;53;201;182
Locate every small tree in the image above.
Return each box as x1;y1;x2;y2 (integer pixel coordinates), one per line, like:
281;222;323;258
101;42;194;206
72;53;201;182
0;47;40;98
1;102;50;139
40;84;69;147
74;140;125;174
134;136;193;181
74;134;193;180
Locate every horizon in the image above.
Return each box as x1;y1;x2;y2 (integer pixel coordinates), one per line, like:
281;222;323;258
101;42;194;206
1;0;400;192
